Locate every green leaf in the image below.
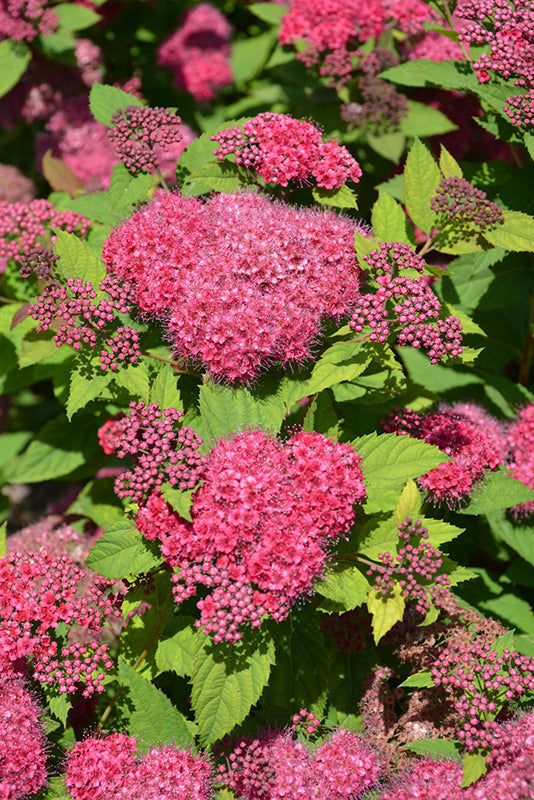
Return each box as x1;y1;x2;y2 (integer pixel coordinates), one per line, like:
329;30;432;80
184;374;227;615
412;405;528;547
67;356;112;419
462;752;487;788
367;130;406;164
55;3;101;30
118;659;195;748
461;468;534;514
302;391;338;438
89;83;144;127
108;163;153;208
404;739;461;760
0;522;6;557
247;2;287;24
400;101;457;137
382;59;479;92
354;231;376;261
120;573;174;679
367;585;405;643
48;693;73;726
315;565;370;610
371;192;411;244
0;40;31;99
312;185;359;209
231;31;276;86
399;670;434;688
161;484;195;522
53;230;106;286
86;520;163;579
156;616;197;677
191;629;275;744
306;341;372;395
198;381;286;440
486;510;534;566
178;119;249;176
403;138;441;234
41;776;69;800
439;145;463;179
18;332;58;368
484;210;534;252
183;160;249;195
65;479;123;528
8;413;98;483
115;362;150;402
150;364;182;410
393;478;422;525
56;192;115;225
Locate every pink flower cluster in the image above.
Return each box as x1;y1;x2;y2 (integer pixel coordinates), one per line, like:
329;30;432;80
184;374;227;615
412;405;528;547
102;190;365;382
505;402;534;517
29;274;142;372
367;518;450;615
212;113;362;189
65;734;212;800
0;199;90;270
0;549;121;696
109;106;186;175
135;429;366;642
157;3;233;102
431;643;534;752
98;401;205;503
216;727;383;800
0;673;48;800
349;242;463;364
0;0;57;42
381;403;503;506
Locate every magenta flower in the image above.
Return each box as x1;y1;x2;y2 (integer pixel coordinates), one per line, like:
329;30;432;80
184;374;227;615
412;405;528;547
505;402;534;517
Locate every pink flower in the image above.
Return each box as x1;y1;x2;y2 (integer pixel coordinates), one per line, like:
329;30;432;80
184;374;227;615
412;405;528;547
505;402;534;517
377;757;464;800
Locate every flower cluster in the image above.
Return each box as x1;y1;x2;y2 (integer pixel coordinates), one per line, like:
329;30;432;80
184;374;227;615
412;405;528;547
109;106;186;175
0;199;90;269
97;401;205;503
431;176;504;242
367;519;450;615
0;549;122;695
65;734;212;800
291;708;321;736
19;245;58;280
29;275;142;371
377;757;464;800
381;403;503;505
0;0;58;42
216;727;383;799
505;402;534;517
431;643;534;752
135;429;366;642
0;673;49;800
211;113;362;189
102;190;365;382
157;3;233;102
349;242;463;363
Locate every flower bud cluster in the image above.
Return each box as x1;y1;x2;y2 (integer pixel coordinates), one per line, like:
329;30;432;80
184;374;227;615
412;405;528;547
0;550;121;696
65;734;212;800
291;708;321;736
98;401;205;503
367;519;450;615
109;106;185;174
0;673;49;800
431;643;534;752
211;113;362;189
29;274;142;371
18;246;58;280
381;403;503;505
431;176;504;234
216;727;383;799
349;242;463;363
135;429;366;642
0;0;58;42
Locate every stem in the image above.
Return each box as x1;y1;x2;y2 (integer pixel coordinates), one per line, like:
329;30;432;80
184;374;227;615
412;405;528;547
96;583;172;733
0;296;18;304
334;552;377;568
156;168;170;192
509;143;523;168
518;293;534;387
439;0;472;62
140;349;201;376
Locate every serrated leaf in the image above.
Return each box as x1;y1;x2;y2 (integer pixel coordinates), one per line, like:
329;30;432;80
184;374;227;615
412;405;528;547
441;303;486;336
484;210;534;252
312;185;359;209
381;59;479;91
247;2;287;24
150;364;182;410
191;629;275;744
57;192;115;225
0;40;31;99
184;160;249;194
156;616;197;677
404;739;461;760
108;163;152;208
393;478;422;525
367;585;405;643
404;138;441;234
306;341;372;395
461;468;534;514
354;231;376;261
115;361;150;402
86;520;163;579
67;361;112;419
399;670;434;688
41;776;69;800
371;192;411;244
18;332;58;368
486;510;534;565
53;230;105;286
48;694;73;726
118;659;195;748
89;83;144;127
161;484;195;522
315;564;370;610
462;752;487;788
439;145;463;179
198;381;286;440
120;572;174;679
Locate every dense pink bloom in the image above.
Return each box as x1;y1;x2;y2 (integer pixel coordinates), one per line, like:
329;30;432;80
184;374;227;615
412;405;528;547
0;164;35;204
157;3;233;101
66;735;211;800
212;113;361;189
314;728;383;799
505;402;534;516
381;404;503;505
377;757;464;800
470;712;534;800
0;0;57;42
136;429;366;642
102;190;365;382
0;673;48;800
